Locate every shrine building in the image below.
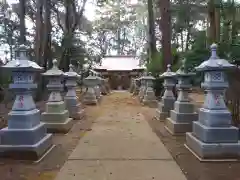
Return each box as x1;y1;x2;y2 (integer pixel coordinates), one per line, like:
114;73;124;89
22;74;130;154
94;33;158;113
93;56;145;90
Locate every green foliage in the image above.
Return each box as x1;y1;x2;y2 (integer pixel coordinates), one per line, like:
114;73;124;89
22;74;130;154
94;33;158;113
230;44;240;65
171;47;181;71
0;68;11;101
146;48;181;96
146;47;181;76
185;31;210;71
146;51;163;76
153;78;164;97
0;70;11;88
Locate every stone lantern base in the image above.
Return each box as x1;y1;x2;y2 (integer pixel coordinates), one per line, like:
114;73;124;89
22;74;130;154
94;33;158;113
186;131;240;160
138;87;145;101
101;85;107;95
129;84;134;93
0;110;53;160
185;109;240;159
41;102;74;133
65;99;85;120
142;87;157;105
94;86;102;101
165;101;198;135
155;97;175;121
105;83;111;94
133;86;139;96
83;87;98;105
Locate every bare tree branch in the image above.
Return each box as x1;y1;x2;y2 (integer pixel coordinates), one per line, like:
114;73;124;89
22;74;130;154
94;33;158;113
72;0;88;32
51;4;64;31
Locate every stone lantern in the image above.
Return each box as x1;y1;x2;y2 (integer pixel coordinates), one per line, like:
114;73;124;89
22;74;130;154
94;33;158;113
129;78;135;93
105;77;110;94
142;72;157;105
0;45;53;160
186;44;240;160
165;59;198;135
138;72;148;101
155;64;176;121
41;59;73;133
83;72;98;105
89;73;101;100
96;75;103;98
133;76;140;96
104;77;111;94
64;64;85;120
99;76;107;95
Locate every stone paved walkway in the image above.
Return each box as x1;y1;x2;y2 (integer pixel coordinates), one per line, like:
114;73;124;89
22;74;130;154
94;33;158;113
54;92;187;180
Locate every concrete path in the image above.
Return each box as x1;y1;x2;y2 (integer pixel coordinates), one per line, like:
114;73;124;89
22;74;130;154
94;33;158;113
54;93;187;180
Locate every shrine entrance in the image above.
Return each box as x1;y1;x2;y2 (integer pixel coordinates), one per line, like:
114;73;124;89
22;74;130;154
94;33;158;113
108;72;131;90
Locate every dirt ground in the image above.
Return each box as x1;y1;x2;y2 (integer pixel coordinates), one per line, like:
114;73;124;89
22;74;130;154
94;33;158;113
0;92;240;180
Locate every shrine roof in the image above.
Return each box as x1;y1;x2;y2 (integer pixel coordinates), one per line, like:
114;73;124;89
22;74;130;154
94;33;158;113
93;56;145;71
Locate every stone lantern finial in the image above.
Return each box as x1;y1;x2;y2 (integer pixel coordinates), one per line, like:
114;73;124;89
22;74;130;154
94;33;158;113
52;59;58;68
210;43;218;59
69;64;74;71
167;64;171;72
15;44;28;67
18;44;28;59
182;58;186;68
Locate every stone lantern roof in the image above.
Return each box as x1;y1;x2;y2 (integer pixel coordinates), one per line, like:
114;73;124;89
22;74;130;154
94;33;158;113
160;64;176;78
85;72;98;80
195;43;235;71
64;64;80;78
42;59;64;76
144;72;155;80
2;44;42;72
138;71;147;80
176;59;195;77
139;72;155;81
96;76;102;80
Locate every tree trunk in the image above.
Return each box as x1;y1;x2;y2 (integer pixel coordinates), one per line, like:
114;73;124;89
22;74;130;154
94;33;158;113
180;31;184;51
9;39;13;61
35;0;44;65
59;0;74;72
147;0;156;62
231;0;237;44
185;25;191;51
35;0;52;101
19;0;26;44
58;0;87;71
117;0;121;55
43;0;52;69
215;7;220;43
208;0;217;43
159;0;172;69
121;28;126;54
